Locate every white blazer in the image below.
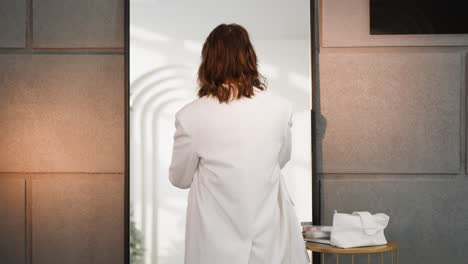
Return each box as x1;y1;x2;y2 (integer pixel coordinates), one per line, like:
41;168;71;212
169;87;310;264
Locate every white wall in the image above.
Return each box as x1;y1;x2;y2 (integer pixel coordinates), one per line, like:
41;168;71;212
130;1;311;263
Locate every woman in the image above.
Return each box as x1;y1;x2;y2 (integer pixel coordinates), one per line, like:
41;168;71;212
168;23;309;264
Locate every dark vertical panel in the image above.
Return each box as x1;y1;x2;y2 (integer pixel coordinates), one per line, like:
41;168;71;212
465;52;468;174
0;178;26;264
311;0;321;225
311;1;321;263
124;0;130;263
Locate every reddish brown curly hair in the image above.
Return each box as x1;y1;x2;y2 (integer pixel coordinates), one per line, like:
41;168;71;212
197;23;267;104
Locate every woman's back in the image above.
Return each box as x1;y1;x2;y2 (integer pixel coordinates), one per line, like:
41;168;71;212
175;88;290;229
169;88;309;264
169;23;308;264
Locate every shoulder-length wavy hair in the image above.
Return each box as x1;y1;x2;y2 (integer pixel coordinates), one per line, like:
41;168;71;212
197;23;266;103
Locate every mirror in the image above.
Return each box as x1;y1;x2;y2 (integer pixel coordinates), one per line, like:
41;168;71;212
130;1;312;263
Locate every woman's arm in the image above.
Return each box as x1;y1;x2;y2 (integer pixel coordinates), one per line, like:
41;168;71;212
279;104;293;169
168;115;200;189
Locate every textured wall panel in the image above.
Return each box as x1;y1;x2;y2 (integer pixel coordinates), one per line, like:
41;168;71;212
0;178;25;264
0;0;26;47
0;55;124;173
319;52;461;173
31;174;124;264
322;178;468;264
321;0;468;47
33;0;124;47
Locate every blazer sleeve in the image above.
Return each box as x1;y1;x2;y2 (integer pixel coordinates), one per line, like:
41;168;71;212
168;114;200;189
279;103;293;169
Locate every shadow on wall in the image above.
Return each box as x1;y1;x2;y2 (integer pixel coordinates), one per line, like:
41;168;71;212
130;65;195;264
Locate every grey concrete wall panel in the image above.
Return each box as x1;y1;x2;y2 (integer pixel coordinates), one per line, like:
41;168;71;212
0;0;27;47
31;174;124;264
319;52;461;173
0;55;124;173
321;0;468;47
322;179;468;264
0;178;26;264
33;0;124;48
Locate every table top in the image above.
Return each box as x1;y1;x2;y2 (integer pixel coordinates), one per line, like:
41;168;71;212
306;241;398;254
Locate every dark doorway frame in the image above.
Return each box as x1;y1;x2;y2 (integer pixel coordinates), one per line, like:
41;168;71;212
124;0;130;263
311;0;322;263
124;0;320;263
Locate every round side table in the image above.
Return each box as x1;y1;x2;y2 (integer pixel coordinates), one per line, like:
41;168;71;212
306;241;399;264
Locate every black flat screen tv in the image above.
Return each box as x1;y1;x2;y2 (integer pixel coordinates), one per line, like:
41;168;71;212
370;0;468;35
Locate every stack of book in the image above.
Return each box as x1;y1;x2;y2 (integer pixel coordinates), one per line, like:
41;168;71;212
302;225;332;245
